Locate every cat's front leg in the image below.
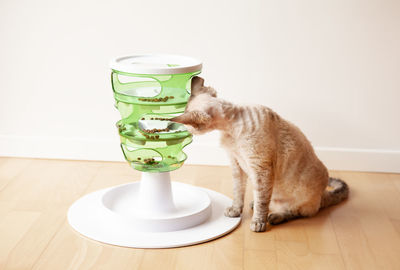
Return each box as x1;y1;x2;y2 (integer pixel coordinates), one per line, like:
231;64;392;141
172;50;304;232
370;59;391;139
224;157;247;218
250;170;273;232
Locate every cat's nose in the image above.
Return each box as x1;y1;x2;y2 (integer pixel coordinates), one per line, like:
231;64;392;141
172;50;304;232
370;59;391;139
170;116;182;123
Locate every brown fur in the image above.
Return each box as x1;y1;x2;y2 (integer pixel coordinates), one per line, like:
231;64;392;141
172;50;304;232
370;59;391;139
172;77;349;232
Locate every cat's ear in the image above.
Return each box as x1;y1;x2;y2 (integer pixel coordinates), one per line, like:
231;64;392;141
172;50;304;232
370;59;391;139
171;111;211;126
190;76;217;97
191;76;204;92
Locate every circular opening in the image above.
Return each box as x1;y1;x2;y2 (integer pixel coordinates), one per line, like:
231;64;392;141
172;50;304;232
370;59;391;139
115;75;161;97
121;146;163;165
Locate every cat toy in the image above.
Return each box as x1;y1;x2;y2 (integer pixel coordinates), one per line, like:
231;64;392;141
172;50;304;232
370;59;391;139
67;54;241;248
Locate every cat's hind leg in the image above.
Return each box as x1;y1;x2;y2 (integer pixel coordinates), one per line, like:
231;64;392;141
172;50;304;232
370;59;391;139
267;212;295;225
249;194;299;225
296;198;321;218
267;198;297;225
267;197;320;225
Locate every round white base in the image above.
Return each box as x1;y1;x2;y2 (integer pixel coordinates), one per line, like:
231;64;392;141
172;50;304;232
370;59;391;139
67;181;241;248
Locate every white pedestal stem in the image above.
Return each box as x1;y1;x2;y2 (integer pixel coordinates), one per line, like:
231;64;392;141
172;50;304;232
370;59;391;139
137;172;176;215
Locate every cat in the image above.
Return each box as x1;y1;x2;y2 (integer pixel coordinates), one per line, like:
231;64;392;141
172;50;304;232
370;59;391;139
172;76;349;232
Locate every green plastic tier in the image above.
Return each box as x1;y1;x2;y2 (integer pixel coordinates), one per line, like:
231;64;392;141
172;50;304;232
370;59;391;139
111;69;200;172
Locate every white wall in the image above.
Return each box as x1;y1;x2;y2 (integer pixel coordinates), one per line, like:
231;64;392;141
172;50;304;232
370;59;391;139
0;0;399;172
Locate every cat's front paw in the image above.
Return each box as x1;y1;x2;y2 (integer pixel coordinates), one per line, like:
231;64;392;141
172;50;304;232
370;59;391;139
224;206;242;217
250;218;267;232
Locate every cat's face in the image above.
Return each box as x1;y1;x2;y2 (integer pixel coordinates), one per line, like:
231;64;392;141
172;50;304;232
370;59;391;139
172;76;219;135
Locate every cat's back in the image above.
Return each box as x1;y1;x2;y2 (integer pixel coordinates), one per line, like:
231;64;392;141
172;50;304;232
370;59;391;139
220;104;278;147
224;103;311;151
233;104;276;131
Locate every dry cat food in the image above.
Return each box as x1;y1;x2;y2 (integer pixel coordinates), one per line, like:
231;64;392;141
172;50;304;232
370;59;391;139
154;117;170;121
140;117;170;121
143;158;159;165
139;130;162;139
138;96;175;102
136;155;176;165
142;128;170;133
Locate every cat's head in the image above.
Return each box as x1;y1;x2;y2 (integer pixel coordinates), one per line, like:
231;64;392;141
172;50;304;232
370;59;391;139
171;76;221;135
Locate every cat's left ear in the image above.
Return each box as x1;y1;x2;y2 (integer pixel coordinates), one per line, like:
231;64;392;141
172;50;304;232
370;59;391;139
190;76;217;97
171;111;211;126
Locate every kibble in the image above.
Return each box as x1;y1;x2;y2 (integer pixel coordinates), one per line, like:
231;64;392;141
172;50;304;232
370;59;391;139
139;130;165;139
142;128;169;133
141;117;170;121
138;96;175;102
143;158;159;165
154;117;170;121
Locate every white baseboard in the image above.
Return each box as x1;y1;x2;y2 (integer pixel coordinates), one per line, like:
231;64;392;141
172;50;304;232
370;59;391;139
0;135;399;173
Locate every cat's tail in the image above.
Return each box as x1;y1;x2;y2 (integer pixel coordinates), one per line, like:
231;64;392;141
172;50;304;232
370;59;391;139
320;177;349;209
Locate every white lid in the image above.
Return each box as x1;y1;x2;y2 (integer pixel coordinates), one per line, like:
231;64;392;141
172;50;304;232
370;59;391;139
110;54;202;75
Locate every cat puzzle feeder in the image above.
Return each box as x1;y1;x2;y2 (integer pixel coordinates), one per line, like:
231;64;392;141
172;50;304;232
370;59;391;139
67;54;241;248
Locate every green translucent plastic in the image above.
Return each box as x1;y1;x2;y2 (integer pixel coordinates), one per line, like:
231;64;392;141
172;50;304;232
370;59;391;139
111;70;200;172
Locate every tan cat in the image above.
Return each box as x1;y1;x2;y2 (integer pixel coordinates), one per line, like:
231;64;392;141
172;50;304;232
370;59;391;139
172;76;349;232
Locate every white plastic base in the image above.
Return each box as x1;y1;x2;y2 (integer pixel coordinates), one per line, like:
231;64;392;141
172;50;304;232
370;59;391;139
67;172;241;248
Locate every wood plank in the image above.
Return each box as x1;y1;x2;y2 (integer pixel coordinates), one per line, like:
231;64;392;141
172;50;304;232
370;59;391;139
391;218;400;237
244;249;276;270
244;211;276;251
0;157;31;192
2;207;66;269
0;158;399;269
139;249;177;270
303;210;342;254
174;244;214;270
275;240;345;270
0;159;101;208
331;215;379;270
331;171;400;270
32;223;145;270
207;229;244;270
0;210;41;269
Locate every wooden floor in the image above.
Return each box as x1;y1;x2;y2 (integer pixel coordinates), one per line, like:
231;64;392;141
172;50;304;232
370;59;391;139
0;157;400;270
